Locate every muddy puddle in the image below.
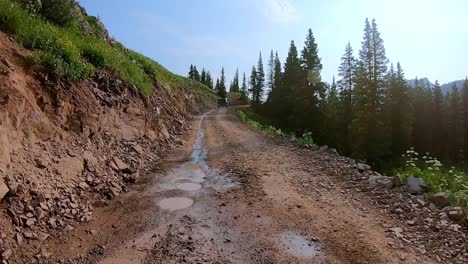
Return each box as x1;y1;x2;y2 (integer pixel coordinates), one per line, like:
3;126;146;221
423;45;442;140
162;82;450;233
278;232;323;258
158;197;194;211
157;111;238;211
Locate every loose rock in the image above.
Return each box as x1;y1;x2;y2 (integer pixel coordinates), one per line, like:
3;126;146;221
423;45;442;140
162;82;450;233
431;193;451;208
405;176;428;194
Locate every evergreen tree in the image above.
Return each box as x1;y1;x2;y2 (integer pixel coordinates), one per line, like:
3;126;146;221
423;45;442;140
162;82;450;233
188;64;194;79
218;68;227;98
206;72;213;89
281;41;304;128
241;72;248;101
200;68;207;85
193;66;200;81
337;42;356;154
231;68;240;93
323;77;339;146
447;84;463;162
301;28;322;86
215;78;220;93
267;51;283;106
249;65;257;101
296;29;325;136
432;81;444;158
411;77;433;154
254;52;265;105
352;18;389;164
463;78;468;163
386;62;412;157
267;50;275;99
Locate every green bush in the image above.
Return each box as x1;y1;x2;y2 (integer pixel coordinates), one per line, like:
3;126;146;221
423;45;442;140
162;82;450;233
236;109;315;147
39;0;77;27
396;148;468;207
81;45;105;68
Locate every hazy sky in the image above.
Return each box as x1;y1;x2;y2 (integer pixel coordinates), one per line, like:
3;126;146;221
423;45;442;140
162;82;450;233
80;0;468;85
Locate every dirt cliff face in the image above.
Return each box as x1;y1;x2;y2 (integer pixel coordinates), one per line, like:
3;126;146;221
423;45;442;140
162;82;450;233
0;31;213;258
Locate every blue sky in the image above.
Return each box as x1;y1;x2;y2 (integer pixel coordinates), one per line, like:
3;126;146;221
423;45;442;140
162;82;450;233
79;0;468;85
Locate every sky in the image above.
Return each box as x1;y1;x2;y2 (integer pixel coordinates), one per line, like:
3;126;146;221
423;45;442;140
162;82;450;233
79;0;468;85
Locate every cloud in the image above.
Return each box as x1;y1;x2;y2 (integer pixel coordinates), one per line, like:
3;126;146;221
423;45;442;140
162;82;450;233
258;0;298;25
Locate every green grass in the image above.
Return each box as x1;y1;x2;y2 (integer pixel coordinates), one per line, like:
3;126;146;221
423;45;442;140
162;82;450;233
236;109;316;147
395;148;468;207
0;0;216;100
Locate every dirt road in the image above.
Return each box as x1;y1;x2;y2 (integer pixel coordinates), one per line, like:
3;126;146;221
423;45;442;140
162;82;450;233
46;107;437;264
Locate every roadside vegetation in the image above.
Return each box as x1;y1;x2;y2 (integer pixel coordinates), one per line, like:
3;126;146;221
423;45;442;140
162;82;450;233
236;109;315;147
396;148;468;206
0;0;215;100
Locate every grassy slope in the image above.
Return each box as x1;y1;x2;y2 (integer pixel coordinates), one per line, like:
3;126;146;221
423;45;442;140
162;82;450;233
0;0;216;101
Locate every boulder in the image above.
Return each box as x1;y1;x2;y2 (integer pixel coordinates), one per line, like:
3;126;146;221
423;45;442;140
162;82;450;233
0;178;8;200
405;176;428;194
431;193;451;207
357;163;371;172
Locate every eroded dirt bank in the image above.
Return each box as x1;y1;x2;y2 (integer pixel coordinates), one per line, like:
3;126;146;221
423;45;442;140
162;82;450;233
17;107;465;264
0;31;214;262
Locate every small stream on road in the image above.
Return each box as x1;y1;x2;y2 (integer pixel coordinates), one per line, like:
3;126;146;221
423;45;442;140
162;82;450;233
158;110;237;211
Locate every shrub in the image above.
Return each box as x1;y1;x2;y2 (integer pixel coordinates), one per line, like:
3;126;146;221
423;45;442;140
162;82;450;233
39;0;77;27
81;45;105;68
236;109;316;148
396;148;468;206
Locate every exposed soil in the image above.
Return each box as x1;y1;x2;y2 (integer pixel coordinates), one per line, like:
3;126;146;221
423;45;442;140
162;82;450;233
12;107;464;264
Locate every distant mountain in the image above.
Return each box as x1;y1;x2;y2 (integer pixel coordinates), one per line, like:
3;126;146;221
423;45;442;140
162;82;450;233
407;78;467;94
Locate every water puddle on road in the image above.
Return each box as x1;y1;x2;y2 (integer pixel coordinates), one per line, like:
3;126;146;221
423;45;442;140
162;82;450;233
157;110;237;212
176;182;202;191
278;232;322;258
158;197;194;211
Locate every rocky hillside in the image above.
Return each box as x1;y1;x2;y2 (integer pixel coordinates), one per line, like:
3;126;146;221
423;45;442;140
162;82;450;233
0;1;216;261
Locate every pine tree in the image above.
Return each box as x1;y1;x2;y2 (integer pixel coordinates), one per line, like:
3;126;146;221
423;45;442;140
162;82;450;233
200;68;207;85
447;84;463;162
249;65;257;101
231;68;240;93
241;72;248;101
296;29;324;135
218;68;227;98
337;42;356;154
206;72;213;89
281;41;304;128
352;18;389;163
188;64;194;79
301;28;322;87
463;78;468;163
215;78;220;93
323;77;339;146
386;62;412;157
254;52;265;105
432;81;444;158
193;66;200;81
267;51;283;106
267;50;275;99
411;77;433;154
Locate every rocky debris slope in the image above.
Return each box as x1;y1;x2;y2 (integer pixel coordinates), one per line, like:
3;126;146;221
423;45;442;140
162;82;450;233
290;145;467;263
0;32;210;262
